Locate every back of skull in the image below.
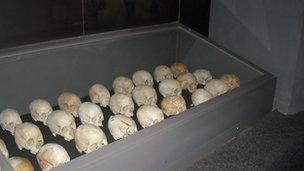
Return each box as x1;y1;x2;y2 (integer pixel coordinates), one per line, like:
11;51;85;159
191;89;213;106
0;109;22;135
79;102;104;127
8;157;34;171
89;84;110;107
159;79;182;97
204;79;229;97
14;122;44;154
132;70;154;86
171;62;189;78
75;124;108;154
137;105;164;128
109;93;134;117
0;138;9;158
112;76;134;96
108;115;138;140
193;69;212;85
29;99;53;125
153;65;173;82
46;110;76;141
132;85;157;106
177;73;198;93
58;92;81;117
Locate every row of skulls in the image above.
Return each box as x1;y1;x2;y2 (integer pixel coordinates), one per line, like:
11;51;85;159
0;62;240;171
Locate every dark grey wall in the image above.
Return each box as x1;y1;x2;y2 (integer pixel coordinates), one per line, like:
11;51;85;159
209;0;304;114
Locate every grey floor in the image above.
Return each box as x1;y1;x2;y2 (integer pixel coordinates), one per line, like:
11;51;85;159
187;111;304;171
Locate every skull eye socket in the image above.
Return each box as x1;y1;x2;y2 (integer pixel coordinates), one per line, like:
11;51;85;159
27;138;35;146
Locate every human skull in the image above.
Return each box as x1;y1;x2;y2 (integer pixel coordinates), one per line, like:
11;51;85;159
0;138;8;158
136;105;164;128
8;157;34;171
46;110;76;141
89;84;110;107
132;70;154;86
177;73;198;93
0;109;22;135
161;95;187;116
108;114;138;140
171;62;189;78
191;89;213;106
153;65;174;82
193;69;212;85
112;76;134;96
220;74;240;90
29;99;53;125
132;85;157;106
37;143;70;171
75;124;108;154
204;79;229;97
159;79;182;97
58;92;81;117
78;102;104;127
109;93;134;117
14;122;44;154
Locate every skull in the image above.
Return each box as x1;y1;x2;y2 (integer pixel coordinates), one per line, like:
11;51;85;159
171;62;189;78
109;93;134;117
46;110;76;141
132;85;157;106
78;102;104;127
191;89;213;106
193;69;212;85
8;157;34;171
161;95;187;116
0;138;8;158
132;70;154;86
108;114;138;140
0;109;22;135
112;76;134;96
204;79;229;97
58;92;81;117
29;99;53;125
75;124;108;154
89;84;110;107
177;73;198;93
220;74;240;90
14;122;44;154
37;143;70;171
136;105;164;128
159;79;182;97
153;65;174;82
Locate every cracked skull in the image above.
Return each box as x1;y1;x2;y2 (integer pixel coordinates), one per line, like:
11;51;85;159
171;62;189;78
108;114;138;140
75;124;108;154
0;109;22;135
0;138;8;158
132;85;157;106
177;73;198;93
14;122;44;154
136;105;164;128
161;95;187;116
29;99;53;125
220;74;240;90
89;84;110;107
58;92;81;117
46;110;76;141
132;70;154;86
191;88;213;106
159;79;182;97
8;157;34;171
109;93;134;117
204;79;229;97
153;65;174;82
37;143;70;171
193;69;212;85
112;76;134;96
78;102;104;127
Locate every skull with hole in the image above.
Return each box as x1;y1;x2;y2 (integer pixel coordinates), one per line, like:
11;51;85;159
14;122;44;154
161;95;187;116
58;92;81;117
177;73;198;93
159;79;182;97
0;109;22;135
78;102;104;127
193;69;212;85
108;114;138;140
132;85;157;106
89;84;110;107
109;93;134;117
204;79;229;97
29;99;53;125
132;70;154;86
191;88;213;106
0;138;9;158
8;157;34;171
136;105;164;128
153;65;174;82
75;124;108;154
46;110;76;141
220;74;240;90
37;143;70;171
112;76;134;96
171;62;189;78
